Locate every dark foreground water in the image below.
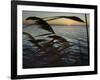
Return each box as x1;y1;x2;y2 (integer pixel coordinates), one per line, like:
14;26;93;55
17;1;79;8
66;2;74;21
23;25;89;69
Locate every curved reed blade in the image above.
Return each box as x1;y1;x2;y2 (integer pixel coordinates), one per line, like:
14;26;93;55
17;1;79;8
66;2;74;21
35;33;53;37
26;16;55;33
29;39;47;43
44;16;85;23
48;35;67;42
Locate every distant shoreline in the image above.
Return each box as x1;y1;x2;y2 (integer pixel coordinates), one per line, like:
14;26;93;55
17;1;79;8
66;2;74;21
49;24;89;27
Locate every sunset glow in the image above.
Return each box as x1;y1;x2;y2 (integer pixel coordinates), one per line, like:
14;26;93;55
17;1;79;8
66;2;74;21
47;18;85;26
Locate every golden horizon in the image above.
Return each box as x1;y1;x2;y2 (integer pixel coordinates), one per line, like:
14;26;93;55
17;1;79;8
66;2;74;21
47;18;86;26
23;18;89;26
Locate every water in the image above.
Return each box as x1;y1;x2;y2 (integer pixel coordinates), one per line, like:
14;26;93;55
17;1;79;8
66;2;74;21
51;25;89;65
23;25;89;68
51;25;88;41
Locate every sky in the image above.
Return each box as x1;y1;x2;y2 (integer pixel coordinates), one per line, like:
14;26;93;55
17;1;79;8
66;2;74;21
22;11;89;25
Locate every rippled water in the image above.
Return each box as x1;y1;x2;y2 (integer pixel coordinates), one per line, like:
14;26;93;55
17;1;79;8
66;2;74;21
23;25;89;68
52;25;88;41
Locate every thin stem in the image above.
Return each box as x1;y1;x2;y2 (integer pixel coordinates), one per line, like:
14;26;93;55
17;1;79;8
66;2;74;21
85;14;89;43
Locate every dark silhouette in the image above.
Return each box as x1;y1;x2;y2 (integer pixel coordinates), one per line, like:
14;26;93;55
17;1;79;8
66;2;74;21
43;16;85;22
26;16;55;33
23;16;89;68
